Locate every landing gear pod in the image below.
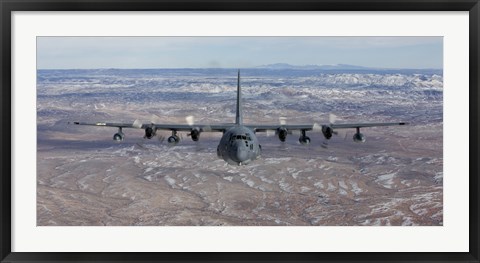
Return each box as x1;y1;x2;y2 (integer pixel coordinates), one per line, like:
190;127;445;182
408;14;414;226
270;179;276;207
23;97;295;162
299;136;311;145
168;135;180;144
353;133;366;143
113;133;124;141
353;127;366;143
113;127;124;141
113;127;125;141
299;130;310;145
168;130;180;145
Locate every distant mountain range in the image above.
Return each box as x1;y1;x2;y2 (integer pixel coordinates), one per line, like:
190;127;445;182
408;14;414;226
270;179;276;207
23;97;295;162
256;63;439;71
257;63;372;70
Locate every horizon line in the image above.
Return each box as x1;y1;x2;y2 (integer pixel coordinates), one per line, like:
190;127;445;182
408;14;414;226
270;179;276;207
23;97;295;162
36;66;444;71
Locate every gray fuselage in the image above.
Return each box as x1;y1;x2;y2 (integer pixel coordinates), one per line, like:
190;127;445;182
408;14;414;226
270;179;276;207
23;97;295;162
217;125;261;165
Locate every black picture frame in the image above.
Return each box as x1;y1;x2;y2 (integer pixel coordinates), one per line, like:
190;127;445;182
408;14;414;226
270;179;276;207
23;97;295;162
1;0;479;262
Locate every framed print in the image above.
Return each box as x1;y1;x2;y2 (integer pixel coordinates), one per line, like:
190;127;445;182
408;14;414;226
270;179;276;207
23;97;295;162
1;0;479;262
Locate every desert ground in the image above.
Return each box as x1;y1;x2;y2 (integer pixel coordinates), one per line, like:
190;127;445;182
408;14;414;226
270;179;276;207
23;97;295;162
37;68;443;226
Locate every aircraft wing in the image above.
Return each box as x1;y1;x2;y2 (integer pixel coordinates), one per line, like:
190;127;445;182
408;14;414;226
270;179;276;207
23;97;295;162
70;121;234;132
250;124;319;132
72;121;407;132
71;121;138;128
151;123;233;132
331;122;408;129
250;122;407;132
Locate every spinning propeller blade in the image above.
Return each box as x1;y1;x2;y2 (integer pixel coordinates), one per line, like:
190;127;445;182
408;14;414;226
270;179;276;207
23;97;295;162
312;123;322;132
186;115;195;126
329;113;337;124
133;119;143;129
266;130;275;137
151;114;162;124
158;135;165;143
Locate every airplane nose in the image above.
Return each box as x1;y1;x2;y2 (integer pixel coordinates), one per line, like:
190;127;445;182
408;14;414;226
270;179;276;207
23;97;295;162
236;148;248;162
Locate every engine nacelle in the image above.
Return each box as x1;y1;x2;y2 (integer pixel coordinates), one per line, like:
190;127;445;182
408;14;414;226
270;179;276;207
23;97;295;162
277;128;288;142
299;136;311;145
322;125;333;140
144;126;156;139
353;132;366;143
113;132;124;141
168;135;180;145
190;128;201;141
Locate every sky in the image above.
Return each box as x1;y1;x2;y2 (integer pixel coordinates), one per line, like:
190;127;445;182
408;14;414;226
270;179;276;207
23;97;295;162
37;36;443;69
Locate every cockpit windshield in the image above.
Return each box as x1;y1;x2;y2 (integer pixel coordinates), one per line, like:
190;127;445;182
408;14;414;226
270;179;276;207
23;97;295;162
230;134;252;141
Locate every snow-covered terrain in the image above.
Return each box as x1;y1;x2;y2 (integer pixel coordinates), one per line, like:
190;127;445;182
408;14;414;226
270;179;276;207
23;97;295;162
37;68;443;226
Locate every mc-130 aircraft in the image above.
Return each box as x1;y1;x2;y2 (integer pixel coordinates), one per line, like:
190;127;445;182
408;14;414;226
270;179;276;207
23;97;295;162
72;71;407;165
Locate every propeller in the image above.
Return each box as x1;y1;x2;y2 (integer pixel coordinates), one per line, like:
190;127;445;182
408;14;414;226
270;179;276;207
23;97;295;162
186;115;194;126
186;115;195;138
131;119;152;148
151;114;162;124
267;116;288;137
133;119;143;129
312;123;322;132
186;115;212;133
321;113;339;149
290;130;302;136
333;113;347;140
158;135;165;143
150;114;170;142
266;130;276;137
329;113;337;124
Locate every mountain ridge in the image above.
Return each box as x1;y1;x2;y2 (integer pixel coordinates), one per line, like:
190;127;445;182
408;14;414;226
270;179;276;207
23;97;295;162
256;63;441;71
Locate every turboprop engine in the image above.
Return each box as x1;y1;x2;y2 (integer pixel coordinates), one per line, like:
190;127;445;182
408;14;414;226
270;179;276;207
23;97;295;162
322;125;333;140
144;126;156;139
190;128;201;141
277;128;288;142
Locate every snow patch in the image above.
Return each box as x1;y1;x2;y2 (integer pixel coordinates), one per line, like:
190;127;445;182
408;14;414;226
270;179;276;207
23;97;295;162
376;172;397;189
164;176;176;186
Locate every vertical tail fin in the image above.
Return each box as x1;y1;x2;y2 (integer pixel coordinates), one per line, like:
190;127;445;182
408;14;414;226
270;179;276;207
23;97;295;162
235;70;243;125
